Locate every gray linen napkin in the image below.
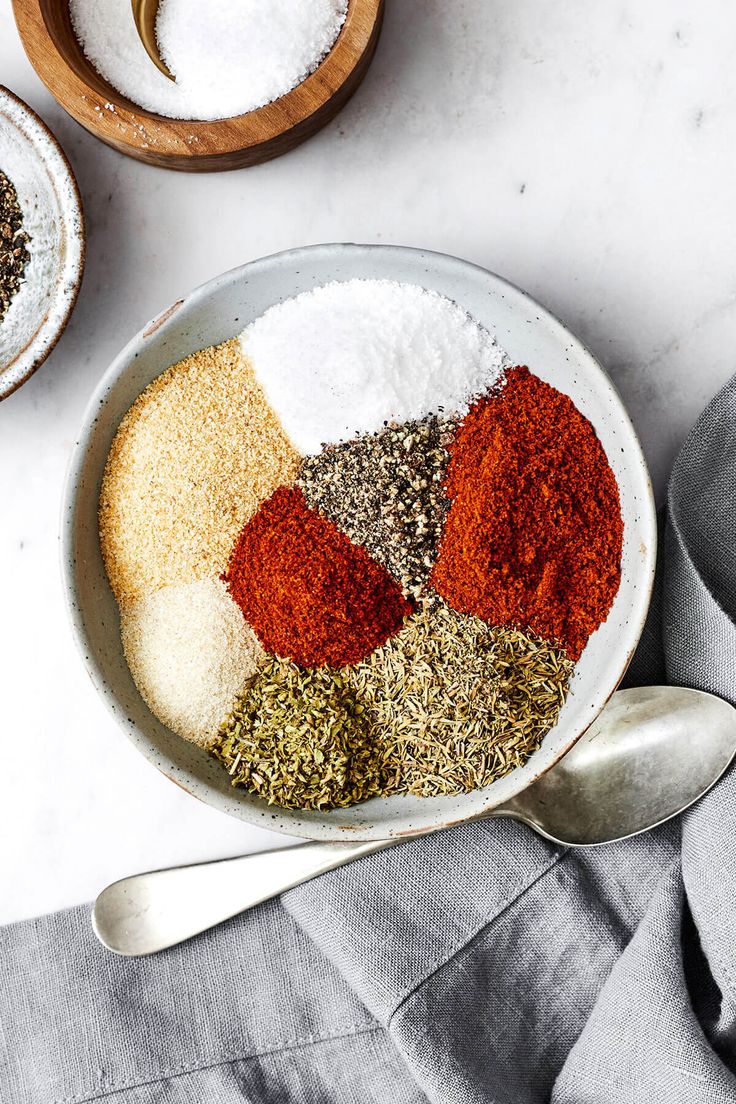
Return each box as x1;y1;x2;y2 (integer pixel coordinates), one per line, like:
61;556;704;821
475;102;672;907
4;375;736;1103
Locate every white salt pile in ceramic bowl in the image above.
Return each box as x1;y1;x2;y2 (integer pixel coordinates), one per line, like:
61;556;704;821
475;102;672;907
240;280;509;454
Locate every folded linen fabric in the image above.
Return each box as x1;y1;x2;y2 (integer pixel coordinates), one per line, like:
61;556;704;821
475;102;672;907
3;376;736;1104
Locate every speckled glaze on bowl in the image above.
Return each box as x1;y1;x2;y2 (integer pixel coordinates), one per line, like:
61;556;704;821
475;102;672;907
61;244;657;841
0;86;85;399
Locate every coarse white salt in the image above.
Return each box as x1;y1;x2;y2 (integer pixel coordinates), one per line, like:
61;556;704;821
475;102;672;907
68;0;348;121
241;280;509;455
121;577;265;747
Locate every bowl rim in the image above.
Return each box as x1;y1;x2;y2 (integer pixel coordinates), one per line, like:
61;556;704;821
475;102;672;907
0;85;85;399
13;0;384;163
61;243;658;841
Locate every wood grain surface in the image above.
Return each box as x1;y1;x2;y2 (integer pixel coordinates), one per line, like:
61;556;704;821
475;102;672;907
12;0;384;172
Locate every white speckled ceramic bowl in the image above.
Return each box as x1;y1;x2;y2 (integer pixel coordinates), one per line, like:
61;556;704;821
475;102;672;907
0;86;85;399
62;244;656;841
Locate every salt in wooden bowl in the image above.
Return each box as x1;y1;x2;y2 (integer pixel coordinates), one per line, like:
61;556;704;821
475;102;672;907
12;0;385;172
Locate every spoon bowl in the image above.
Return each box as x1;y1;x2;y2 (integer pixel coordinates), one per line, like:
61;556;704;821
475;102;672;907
498;685;736;845
131;0;174;81
92;686;736;956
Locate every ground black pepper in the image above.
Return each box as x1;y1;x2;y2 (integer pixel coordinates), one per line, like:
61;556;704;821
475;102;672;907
0;171;30;325
298;414;455;601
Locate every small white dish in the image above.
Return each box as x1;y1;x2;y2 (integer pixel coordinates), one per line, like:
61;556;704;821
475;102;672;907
0;86;85;399
62;244;657;841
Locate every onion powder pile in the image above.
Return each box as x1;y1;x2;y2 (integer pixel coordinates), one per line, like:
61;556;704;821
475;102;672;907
69;0;348;121
121;577;265;747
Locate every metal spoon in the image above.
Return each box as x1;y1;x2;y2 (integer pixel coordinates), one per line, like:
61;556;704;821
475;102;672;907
131;0;175;81
93;686;736;956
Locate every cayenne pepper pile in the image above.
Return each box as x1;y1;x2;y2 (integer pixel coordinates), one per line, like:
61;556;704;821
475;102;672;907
224;486;414;667
431;366;623;660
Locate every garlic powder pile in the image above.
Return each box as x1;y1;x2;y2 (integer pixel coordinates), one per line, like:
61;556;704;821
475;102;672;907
69;0;348;121
99;339;300;605
241;280;508;454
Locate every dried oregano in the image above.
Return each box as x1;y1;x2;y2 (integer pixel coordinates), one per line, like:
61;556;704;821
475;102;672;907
212;657;384;810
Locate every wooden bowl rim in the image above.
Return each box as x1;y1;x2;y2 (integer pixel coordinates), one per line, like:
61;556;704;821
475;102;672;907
14;0;382;155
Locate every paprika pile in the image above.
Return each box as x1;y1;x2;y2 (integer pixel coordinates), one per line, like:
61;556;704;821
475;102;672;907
431;366;623;659
224;486;414;667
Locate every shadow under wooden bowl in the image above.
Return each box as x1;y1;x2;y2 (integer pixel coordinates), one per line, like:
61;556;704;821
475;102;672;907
12;0;384;172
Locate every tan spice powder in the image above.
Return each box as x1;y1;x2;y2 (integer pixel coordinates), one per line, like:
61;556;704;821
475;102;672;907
100;339;301;605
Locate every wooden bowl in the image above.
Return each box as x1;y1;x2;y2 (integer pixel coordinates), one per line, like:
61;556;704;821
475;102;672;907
12;0;384;172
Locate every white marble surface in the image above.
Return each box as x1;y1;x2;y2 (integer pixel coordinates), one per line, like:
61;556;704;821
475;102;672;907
1;0;735;926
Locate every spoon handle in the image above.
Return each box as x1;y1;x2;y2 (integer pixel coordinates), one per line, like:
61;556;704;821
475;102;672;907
92;837;396;956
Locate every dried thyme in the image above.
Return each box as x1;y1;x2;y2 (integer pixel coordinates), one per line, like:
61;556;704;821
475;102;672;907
0;171;30;325
298;414;454;601
349;603;574;798
212;658;384;810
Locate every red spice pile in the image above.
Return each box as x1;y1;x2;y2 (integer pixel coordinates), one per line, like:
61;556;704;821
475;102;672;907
431;367;623;659
224;486;413;667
